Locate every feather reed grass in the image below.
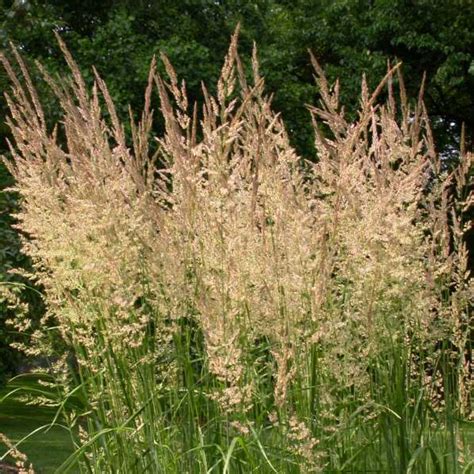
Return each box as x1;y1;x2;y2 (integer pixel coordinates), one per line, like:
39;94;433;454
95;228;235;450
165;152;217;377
1;29;472;472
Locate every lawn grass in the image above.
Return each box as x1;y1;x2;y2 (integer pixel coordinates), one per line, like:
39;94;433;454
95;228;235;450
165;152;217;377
0;380;75;474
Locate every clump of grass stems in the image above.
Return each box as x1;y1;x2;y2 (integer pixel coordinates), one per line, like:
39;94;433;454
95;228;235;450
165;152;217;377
0;28;472;472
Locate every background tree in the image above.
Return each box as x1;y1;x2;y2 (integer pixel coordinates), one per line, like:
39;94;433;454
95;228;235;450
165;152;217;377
1;0;473;155
264;0;474;156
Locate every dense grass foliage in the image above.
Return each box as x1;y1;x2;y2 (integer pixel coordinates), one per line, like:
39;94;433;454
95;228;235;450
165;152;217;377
0;30;472;472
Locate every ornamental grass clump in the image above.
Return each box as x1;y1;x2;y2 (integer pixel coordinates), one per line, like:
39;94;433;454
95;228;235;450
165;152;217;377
1;28;472;473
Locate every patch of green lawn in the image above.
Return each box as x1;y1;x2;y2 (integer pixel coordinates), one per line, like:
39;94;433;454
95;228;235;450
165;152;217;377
0;381;75;474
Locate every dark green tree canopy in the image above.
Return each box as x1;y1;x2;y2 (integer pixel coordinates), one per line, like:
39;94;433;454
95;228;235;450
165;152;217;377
1;0;473;156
